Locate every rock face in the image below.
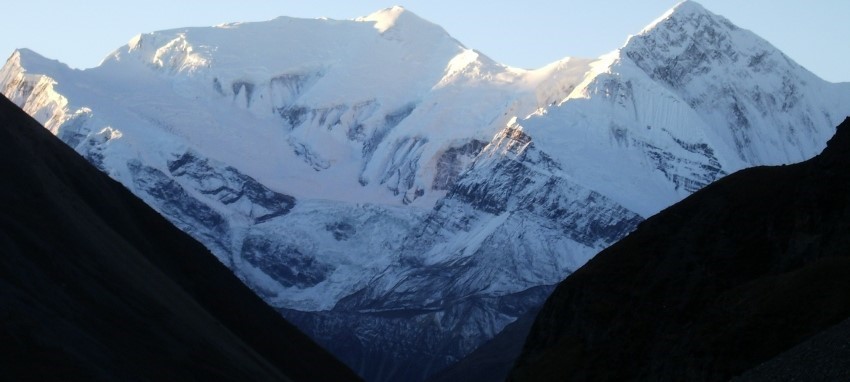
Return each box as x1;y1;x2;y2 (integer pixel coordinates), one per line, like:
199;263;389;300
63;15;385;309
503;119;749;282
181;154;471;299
509;118;850;381
2;2;849;381
0;94;360;381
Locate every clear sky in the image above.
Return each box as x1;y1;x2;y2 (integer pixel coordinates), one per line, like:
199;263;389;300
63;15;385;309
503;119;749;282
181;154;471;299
1;1;847;82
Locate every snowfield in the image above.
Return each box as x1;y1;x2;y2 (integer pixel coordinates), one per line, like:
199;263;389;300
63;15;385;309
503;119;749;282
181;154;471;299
3;2;849;381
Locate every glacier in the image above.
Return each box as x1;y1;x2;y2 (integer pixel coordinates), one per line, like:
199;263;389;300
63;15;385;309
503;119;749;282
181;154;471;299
2;2;849;381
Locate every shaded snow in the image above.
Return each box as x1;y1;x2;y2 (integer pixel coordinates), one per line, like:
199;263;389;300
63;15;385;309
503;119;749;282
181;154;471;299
3;3;850;380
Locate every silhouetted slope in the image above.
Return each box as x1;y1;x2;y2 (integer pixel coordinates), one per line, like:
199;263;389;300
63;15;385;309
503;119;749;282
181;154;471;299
0;93;360;381
733;316;850;381
510;117;850;381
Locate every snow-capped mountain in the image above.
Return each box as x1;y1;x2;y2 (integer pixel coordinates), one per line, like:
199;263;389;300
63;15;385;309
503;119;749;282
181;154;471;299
0;92;360;382
3;2;848;381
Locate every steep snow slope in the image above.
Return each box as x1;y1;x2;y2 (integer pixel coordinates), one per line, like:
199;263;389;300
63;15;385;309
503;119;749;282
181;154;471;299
2;2;849;381
517;1;850;216
312;5;849;379
0;7;587;307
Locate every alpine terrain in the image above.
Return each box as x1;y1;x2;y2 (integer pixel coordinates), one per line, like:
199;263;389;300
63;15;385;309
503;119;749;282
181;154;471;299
0;93;360;381
2;2;848;380
509;117;850;381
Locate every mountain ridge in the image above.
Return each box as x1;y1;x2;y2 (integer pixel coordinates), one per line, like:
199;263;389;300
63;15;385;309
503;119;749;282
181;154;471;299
509;117;850;380
0;93;360;381
3;2;849;381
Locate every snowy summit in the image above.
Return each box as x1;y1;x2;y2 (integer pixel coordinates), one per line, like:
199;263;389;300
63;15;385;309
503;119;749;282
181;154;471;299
2;2;849;381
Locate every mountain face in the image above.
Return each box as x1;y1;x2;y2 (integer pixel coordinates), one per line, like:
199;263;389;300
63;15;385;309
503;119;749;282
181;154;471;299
509;117;850;381
2;2;849;380
0;94;360;381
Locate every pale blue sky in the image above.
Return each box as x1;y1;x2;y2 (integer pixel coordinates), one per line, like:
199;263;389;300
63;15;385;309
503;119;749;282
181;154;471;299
2;1;847;82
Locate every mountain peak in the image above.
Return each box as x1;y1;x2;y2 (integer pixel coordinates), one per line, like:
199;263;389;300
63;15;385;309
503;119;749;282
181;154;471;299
670;0;708;15
638;0;723;36
620;0;780;88
7;48;46;67
3;48;70;79
357;6;443;35
622;0;746;73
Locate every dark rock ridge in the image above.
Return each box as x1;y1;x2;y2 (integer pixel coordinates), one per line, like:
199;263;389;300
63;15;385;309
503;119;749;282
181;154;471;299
241;234;333;288
167;151;296;224
509;117;850;381
0;94;360;381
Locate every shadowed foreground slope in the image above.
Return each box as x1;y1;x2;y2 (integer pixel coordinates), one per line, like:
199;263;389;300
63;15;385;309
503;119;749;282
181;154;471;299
510;117;850;381
0;94;360;381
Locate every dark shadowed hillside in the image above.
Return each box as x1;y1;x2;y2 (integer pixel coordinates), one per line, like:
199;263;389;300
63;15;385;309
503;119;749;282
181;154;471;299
0;94;360;381
509;117;850;381
733;315;850;381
